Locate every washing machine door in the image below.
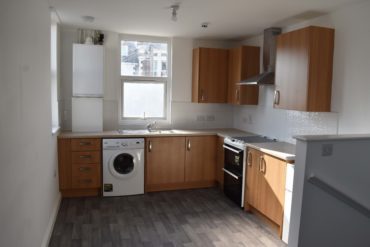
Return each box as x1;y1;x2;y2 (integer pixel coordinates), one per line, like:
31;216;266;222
109;152;137;179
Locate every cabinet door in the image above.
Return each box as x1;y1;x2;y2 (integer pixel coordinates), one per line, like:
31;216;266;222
58;138;72;190
256;153;287;225
192;48;228;103
245;148;260;208
275;26;334;112
73;44;104;97
185;136;217;182
216;136;225;188
146;137;186;188
228;46;260;105
275;28;309;111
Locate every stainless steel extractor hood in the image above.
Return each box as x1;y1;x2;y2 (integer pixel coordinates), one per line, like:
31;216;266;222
240;27;282;85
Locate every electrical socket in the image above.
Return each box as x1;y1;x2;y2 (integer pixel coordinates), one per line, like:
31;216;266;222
247;114;253;124
196;115;205;121
322;144;333;156
206;115;215;121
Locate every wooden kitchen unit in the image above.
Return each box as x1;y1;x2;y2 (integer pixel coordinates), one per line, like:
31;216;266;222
228;46;260;105
274;26;335;112
216;136;225;189
145;135;217;192
192;47;229;103
58;138;102;197
245;147;288;237
145;137;186;191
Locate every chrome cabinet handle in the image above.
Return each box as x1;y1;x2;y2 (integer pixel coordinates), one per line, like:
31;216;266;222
80;179;92;184
79;142;91;146
274;90;280;105
148;141;152;152
260;157;266;174
259;156;263;172
247;151;252;166
79;167;91;172
79;155;92;159
201;89;206;101
187;139;191;151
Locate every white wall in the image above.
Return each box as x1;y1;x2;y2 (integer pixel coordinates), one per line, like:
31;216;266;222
59;28;234;131
234;0;370;143
0;1;60;246
290;137;370;247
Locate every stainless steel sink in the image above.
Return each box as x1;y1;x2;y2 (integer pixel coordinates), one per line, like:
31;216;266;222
117;129;178;135
117;129;149;134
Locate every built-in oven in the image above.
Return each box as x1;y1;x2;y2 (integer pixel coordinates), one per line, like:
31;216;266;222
223;143;245;207
223;135;276;208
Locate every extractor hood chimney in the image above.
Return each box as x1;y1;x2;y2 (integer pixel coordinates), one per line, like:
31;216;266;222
240;27;282;85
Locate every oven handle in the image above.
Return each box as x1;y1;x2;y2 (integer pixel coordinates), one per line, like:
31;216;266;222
222;168;239;180
223;145;243;154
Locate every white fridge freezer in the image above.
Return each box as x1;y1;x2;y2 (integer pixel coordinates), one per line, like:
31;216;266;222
73;44;104;97
72;97;103;132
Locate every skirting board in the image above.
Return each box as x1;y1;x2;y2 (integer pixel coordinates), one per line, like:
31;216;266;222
41;192;61;247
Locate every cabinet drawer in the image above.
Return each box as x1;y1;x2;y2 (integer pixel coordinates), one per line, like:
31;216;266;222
71;151;101;164
71;138;101;151
71;164;101;189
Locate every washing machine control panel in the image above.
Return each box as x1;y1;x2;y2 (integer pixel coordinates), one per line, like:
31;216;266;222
103;138;145;149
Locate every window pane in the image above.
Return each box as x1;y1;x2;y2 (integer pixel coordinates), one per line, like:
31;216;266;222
121;41;168;77
123;82;165;118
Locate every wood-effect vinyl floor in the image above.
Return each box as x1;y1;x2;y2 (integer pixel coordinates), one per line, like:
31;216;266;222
49;188;286;247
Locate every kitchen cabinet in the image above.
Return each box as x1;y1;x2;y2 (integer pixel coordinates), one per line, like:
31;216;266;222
146;136;217;192
192;47;228;103
58;138;102;197
274;26;334;112
245;148;260;207
216;136;225;189
245;148;287;235
228;46;260;105
145;137;186;191
185;136;217;182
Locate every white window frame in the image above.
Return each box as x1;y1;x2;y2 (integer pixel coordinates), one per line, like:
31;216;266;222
119;34;172;126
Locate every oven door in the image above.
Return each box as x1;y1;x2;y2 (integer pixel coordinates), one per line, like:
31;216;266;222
223;168;243;206
223;143;244;207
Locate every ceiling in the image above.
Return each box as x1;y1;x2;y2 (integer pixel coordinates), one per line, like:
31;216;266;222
49;0;362;40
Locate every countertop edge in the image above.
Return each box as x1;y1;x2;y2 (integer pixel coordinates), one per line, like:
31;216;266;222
58;129;296;162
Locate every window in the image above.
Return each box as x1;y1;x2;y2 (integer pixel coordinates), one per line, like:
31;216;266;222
120;36;171;123
50;12;60;134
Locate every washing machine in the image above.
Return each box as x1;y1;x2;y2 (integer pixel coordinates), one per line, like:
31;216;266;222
103;138;144;196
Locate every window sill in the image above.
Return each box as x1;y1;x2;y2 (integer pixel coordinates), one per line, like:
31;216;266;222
52;126;61;136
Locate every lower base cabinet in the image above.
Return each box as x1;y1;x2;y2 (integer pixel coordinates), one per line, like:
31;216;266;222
216;136;225;189
245;148;287;236
58;138;102;197
146;136;217;192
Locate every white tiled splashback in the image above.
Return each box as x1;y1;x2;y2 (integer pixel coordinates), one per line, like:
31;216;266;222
233;87;339;144
171;102;233;129
60;100;234;131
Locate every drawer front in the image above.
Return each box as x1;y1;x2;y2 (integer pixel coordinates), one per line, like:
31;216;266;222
71;151;101;164
71;138;101;151
71;164;101;189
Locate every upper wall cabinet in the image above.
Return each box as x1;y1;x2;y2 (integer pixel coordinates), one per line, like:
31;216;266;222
73;44;104;97
228;46;260;105
192;48;228;103
274;26;335;112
